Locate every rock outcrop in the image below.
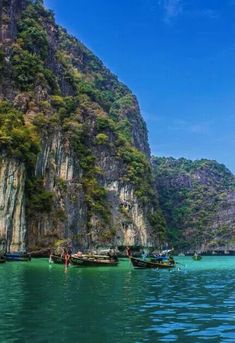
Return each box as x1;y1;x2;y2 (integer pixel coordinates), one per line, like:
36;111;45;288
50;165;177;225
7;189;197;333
0;157;26;252
0;0;164;251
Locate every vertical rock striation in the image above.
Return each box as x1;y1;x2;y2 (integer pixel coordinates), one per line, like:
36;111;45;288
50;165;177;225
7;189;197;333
0;0;165;251
0;158;26;251
0;0;27;43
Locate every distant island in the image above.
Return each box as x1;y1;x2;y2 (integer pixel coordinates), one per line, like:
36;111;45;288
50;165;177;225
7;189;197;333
152;157;235;253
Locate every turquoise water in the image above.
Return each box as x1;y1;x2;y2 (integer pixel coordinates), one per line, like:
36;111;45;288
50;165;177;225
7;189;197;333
1;257;235;342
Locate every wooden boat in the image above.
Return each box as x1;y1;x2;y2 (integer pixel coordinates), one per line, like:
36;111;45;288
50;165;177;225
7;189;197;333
70;254;119;267
49;254;66;264
192;255;202;261
5;252;31;262
130;256;175;269
49;254;71;266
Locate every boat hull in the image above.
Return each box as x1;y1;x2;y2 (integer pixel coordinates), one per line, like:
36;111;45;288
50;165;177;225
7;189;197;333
0;257;6;264
130;257;175;269
50;255;67;265
70;256;118;267
5;253;31;262
192;255;202;261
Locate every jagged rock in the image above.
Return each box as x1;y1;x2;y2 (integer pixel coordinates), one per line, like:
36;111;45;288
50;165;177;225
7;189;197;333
0;0;163;251
0;157;26;252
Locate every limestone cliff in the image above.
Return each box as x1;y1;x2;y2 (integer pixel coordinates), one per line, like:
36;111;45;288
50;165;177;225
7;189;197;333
152;157;235;253
0;157;26;251
0;0;164;251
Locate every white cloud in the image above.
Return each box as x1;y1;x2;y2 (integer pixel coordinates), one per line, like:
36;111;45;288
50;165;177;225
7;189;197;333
164;0;183;19
158;0;183;24
157;0;219;24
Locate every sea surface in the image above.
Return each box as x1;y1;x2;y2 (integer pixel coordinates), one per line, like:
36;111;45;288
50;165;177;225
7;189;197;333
1;256;235;343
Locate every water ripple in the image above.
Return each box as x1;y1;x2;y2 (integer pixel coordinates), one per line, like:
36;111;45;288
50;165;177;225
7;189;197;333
1;257;235;342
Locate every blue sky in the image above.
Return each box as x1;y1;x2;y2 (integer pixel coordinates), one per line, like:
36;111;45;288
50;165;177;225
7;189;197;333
45;0;235;173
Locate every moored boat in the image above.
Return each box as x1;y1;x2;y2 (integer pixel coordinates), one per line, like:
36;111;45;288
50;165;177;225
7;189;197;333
192;254;202;261
5;252;31;262
130;256;175;269
49;254;67;264
70;254;119;267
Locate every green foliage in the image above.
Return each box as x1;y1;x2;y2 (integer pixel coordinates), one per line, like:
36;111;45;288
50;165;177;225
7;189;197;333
96;117;116;131
83;177;110;224
0;101;40;165
32;113;58;135
119;144;153;203
23;1;54;21
153;157;235;250
109;94;134;119
148;210;166;240
43;69;60;94
115;119;131;143
99;228;116;243
18;17;49;58
11;46;43;90
26;177;54;214
95;133;109;145
62;119;111;225
11;46;59;93
73;79;114;111
96;116;152;203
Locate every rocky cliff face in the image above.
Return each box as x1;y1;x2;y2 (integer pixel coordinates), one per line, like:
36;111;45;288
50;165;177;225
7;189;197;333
0;157;26;252
0;0;164;251
152;157;235;252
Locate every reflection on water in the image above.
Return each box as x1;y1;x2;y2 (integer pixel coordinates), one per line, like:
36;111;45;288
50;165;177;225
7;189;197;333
1;257;235;342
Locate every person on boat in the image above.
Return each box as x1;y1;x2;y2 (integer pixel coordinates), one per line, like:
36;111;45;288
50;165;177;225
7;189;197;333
61;248;66;258
68;247;72;256
126;246;131;257
64;252;70;267
141;250;147;260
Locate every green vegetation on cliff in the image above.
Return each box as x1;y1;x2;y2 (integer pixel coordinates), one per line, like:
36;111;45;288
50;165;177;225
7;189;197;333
0;101;39;165
152;157;235;251
0;0;164;247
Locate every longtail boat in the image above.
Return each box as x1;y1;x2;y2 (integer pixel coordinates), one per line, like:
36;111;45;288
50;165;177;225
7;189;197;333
192;254;202;261
5;252;31;262
49;254;71;266
70;254;119;267
130;256;175;269
49;254;66;264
